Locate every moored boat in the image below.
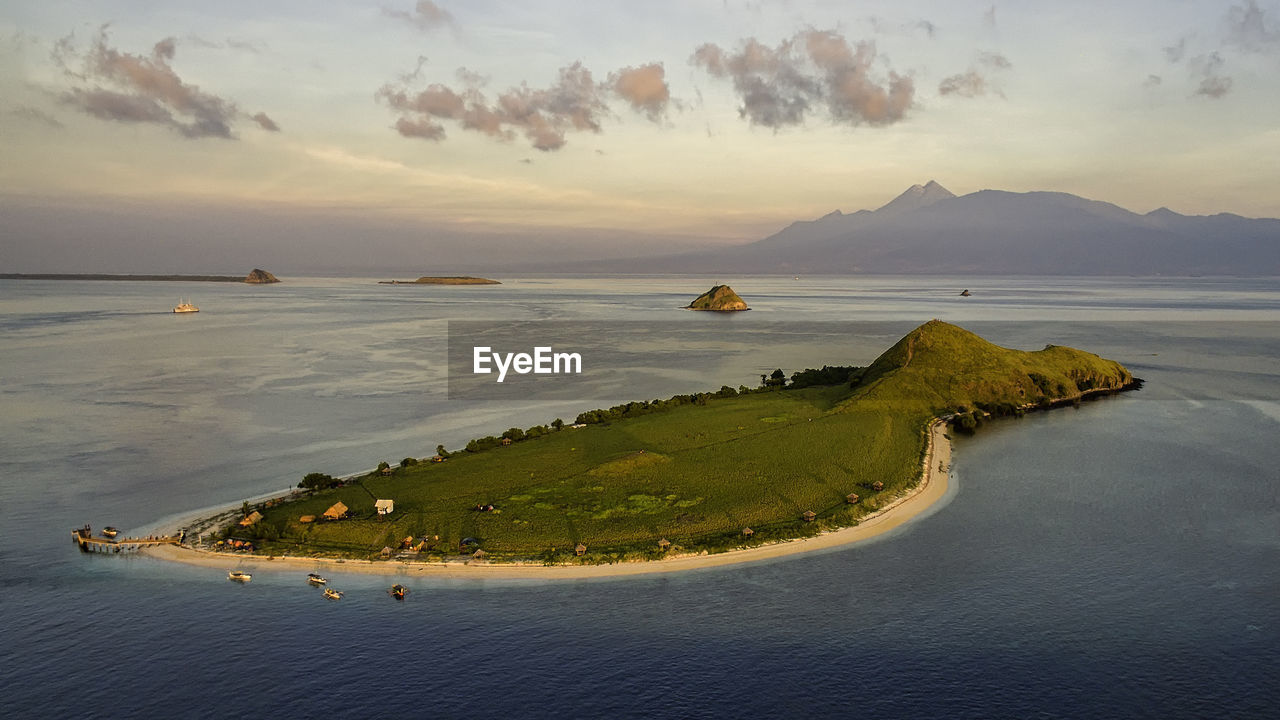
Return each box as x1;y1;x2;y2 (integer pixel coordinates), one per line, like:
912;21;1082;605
101;526;119;538
173;299;199;313
307;573;327;586
390;584;407;599
228;570;252;582
323;588;343;600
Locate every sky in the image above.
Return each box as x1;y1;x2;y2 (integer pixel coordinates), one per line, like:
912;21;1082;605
2;1;1279;273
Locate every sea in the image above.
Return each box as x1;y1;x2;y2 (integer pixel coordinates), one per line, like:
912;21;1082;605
0;275;1276;718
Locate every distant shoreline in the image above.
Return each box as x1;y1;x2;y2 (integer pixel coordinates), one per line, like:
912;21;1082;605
1;273;248;282
144;419;953;579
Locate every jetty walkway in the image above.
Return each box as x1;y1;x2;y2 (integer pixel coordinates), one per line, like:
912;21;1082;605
72;526;184;553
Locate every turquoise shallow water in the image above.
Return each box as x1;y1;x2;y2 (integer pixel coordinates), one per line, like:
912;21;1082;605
0;276;1276;718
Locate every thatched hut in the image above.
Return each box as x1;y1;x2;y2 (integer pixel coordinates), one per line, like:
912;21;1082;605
846;493;860;504
375;498;395;516
238;511;262;527
472;549;487;562
322;501;348;520
431;455;446;463
802;510;817;522
299;515;315;523
872;481;884;491
742;527;754;537
658;538;671;550
380;465;393;476
575;543;587;556
380;546;393;559
501;437;513;446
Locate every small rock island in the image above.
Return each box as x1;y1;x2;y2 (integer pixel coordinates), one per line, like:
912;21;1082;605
245;268;280;284
379;276;501;285
686;284;749;311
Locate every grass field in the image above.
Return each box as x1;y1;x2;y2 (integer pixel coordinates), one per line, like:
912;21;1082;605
232;321;1134;563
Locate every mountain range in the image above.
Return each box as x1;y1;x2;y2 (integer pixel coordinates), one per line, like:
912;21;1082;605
610;181;1280;275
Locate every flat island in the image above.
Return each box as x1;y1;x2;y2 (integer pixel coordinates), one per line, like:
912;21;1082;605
2;268;281;283
149;321;1136;576
379;276;501;285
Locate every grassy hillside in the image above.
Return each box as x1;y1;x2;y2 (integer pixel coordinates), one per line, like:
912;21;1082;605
229;321;1133;563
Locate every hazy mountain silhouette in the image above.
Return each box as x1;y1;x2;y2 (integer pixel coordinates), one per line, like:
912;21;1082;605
593;181;1280;275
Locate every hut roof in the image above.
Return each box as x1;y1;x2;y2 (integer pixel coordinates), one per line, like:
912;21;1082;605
472;549;487;559
658;538;671;548
375;498;395;515
299;515;315;523
380;546;392;557
803;510;817;520
742;527;754;535
575;543;587;554
323;501;348;519
238;511;263;526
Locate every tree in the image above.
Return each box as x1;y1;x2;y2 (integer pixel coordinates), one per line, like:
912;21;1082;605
241;500;251;518
762;368;787;388
401;457;419;468
299;472;338;490
551;418;564;431
502;427;525;442
377;461;391;473
436;444;450;458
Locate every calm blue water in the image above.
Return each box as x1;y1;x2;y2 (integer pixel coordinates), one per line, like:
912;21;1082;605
1;276;1277;718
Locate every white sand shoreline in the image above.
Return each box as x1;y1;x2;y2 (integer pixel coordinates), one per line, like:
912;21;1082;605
145;419;953;580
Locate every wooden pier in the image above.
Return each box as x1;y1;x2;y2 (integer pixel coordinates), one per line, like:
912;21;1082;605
72;526;184;553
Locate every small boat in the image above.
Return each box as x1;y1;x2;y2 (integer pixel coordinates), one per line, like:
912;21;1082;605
228;571;252;582
307;573;327;586
173;299;199;313
390;584;407;599
101;526;119;538
323;588;343;600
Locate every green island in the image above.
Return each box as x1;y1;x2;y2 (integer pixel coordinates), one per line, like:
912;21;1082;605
379;276;501;285
216;321;1135;565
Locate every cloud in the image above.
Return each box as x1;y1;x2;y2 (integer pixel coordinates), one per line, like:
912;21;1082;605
383;1;454;32
378;59;670;151
1225;1;1279;52
1143;74;1163;88
1163;37;1188;63
868;17;937;39
609;63;672;121
938;51;1012;98
11;105;65;128
691;29;914;129
53;28;277;139
1191;52;1233;97
983;5;998;29
250;112;280;131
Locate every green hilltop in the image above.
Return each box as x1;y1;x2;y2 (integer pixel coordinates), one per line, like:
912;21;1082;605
224;321;1133;563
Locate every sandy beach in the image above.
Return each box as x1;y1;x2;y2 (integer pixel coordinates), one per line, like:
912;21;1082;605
146;419;953;580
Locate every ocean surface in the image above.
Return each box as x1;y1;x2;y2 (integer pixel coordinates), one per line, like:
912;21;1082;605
0;275;1277;718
